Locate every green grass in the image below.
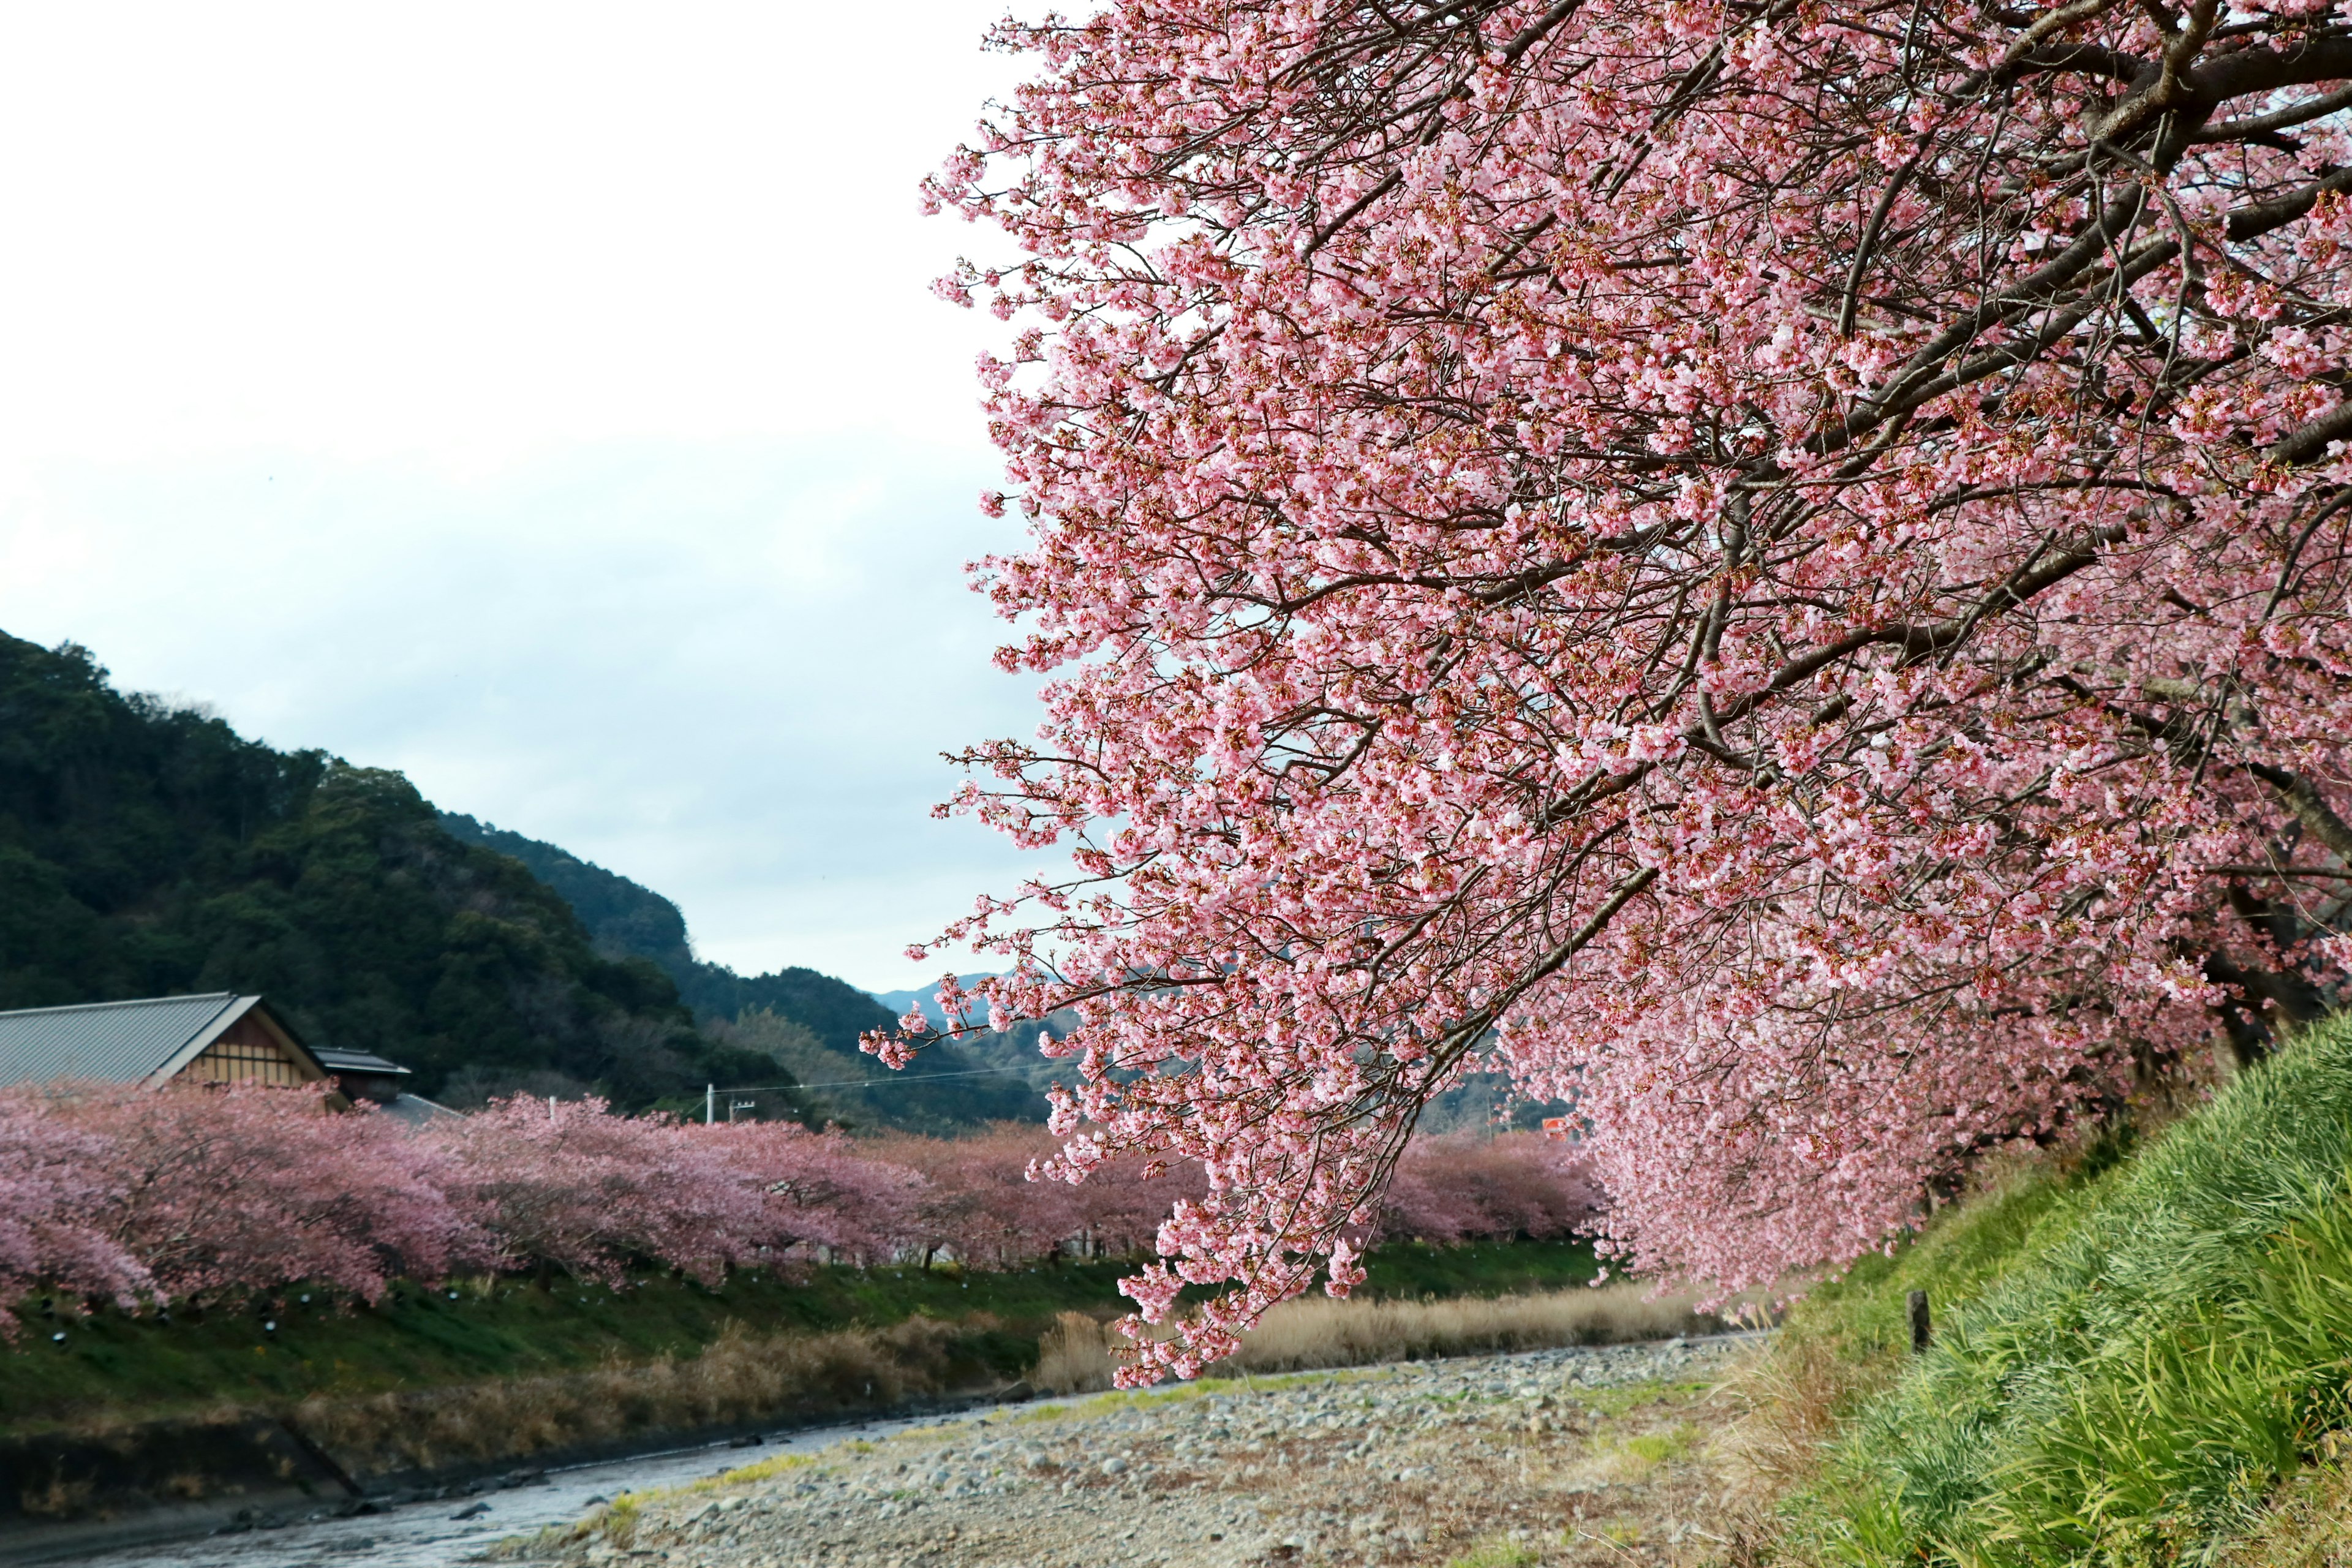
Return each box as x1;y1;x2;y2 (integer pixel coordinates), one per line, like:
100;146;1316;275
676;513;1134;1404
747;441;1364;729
1782;1017;2352;1568
1781;1156;2088;1372
0;1262;1133;1438
0;1238;1597;1439
1444;1539;1543;1568
1617;1428;1695;1466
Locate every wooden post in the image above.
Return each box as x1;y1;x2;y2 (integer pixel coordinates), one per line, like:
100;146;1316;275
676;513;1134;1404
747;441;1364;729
1907;1289;1932;1352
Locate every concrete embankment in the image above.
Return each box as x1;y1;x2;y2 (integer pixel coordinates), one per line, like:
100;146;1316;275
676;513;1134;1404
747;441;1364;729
0;1412;359;1565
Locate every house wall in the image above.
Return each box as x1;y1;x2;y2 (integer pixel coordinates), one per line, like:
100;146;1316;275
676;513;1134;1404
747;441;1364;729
177;1013;322;1088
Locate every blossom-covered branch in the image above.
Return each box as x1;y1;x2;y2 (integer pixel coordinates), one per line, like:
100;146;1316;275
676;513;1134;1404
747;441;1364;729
908;0;2352;1378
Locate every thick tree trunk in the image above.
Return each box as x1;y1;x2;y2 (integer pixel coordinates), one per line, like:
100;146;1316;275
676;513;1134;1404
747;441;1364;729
2203;951;2326;1072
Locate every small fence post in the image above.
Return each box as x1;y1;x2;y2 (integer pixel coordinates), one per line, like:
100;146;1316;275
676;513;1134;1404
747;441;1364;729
1907;1289;1932;1353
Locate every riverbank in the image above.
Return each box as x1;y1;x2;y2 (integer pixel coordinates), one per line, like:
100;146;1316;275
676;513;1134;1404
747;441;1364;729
0;1399;1016;1568
0;1242;1615;1542
1756;1019;2352;1567
1;1240;1599;1443
499;1332;1765;1568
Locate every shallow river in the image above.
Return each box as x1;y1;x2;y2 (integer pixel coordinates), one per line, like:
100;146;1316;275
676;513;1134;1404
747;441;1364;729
80;1405;996;1568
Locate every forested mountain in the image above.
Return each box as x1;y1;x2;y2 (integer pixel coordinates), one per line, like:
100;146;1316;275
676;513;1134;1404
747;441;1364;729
0;633;794;1113
435;814;698;980
437;815;1051;1129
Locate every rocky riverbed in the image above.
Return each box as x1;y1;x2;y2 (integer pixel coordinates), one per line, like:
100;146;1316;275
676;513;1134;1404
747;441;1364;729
502;1332;1765;1568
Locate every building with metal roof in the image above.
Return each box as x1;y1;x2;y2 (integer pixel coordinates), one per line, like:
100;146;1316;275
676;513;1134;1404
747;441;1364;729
0;993;323;1089
309;1044;410;1102
0;993;454;1120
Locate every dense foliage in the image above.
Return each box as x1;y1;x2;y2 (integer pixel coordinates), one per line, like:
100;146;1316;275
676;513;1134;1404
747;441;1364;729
1781;1017;2352;1566
0;1082;1594;1336
910;0;2352;1374
439;813;703;979
0;633;783;1108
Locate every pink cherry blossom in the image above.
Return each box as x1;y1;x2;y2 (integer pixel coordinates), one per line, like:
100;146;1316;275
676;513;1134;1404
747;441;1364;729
903;0;2352;1379
6;1080;484;1316
0;1085;148;1335
0;1081;1590;1331
1378;1133;1600;1248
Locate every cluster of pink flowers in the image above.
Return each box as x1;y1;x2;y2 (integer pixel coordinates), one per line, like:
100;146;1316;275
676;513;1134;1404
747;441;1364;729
0;1082;1594;1335
906;0;2352;1378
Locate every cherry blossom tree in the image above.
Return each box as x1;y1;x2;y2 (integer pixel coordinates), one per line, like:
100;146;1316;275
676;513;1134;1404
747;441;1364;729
1058;1138;1216;1257
1379;1133;1600;1246
0;1079;1597;1324
873;1126;1088;1266
714;1120;928;1265
0;1086;146;1335
421;1096;782;1286
905;0;2352;1377
62;1083;486;1306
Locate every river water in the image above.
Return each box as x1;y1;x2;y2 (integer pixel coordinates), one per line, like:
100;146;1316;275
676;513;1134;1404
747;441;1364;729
81;1406;995;1568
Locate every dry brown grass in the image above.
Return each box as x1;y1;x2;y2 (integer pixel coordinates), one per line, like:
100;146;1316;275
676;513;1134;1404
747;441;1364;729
1033;1311;1119;1396
2222;1449;2352;1568
1709;1330;1891;1502
290;1316;999;1478
1031;1284;1750;1395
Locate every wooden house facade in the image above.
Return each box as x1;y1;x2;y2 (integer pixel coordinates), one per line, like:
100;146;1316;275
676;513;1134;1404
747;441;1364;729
0;994;441;1119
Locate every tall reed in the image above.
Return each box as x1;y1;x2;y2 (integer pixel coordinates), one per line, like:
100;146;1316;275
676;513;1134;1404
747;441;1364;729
1031;1283;1739;1395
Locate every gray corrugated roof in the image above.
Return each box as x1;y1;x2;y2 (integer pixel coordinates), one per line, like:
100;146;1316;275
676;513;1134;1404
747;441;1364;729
311;1047;410;1076
0;993;248;1087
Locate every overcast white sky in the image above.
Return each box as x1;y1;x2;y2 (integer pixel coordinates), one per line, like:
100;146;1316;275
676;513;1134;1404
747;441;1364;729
0;2;1053;993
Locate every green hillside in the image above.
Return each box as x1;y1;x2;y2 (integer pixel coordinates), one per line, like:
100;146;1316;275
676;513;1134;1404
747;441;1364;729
438;812;699;980
1773;1021;2352;1567
0;632;790;1113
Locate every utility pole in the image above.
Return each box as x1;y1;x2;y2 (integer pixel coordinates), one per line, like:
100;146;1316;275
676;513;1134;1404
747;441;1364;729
706;1083;714;1125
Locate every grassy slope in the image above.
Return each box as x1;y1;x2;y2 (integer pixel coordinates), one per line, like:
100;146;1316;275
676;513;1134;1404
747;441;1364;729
1776;1017;2352;1568
0;1239;1597;1439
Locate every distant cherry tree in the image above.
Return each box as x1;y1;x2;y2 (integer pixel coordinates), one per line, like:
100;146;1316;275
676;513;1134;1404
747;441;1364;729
0;1089;145;1333
420;1096;921;1286
1378;1133;1600;1247
871;1126;1085;1267
904;0;2352;1377
717;1118;929;1266
0;1087;1587;1328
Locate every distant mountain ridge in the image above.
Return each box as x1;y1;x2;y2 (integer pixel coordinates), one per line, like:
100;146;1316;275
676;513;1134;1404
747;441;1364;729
868;975;1000;1030
436;817;1049;1131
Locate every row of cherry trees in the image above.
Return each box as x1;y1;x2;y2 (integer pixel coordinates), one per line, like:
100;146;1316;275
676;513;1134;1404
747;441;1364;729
0;1083;1595;1334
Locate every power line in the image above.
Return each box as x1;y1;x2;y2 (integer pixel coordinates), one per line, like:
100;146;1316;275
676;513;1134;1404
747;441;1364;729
720;1066;1042;1093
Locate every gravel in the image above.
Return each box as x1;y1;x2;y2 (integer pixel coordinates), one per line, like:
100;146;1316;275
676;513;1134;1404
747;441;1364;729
511;1332;1760;1568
